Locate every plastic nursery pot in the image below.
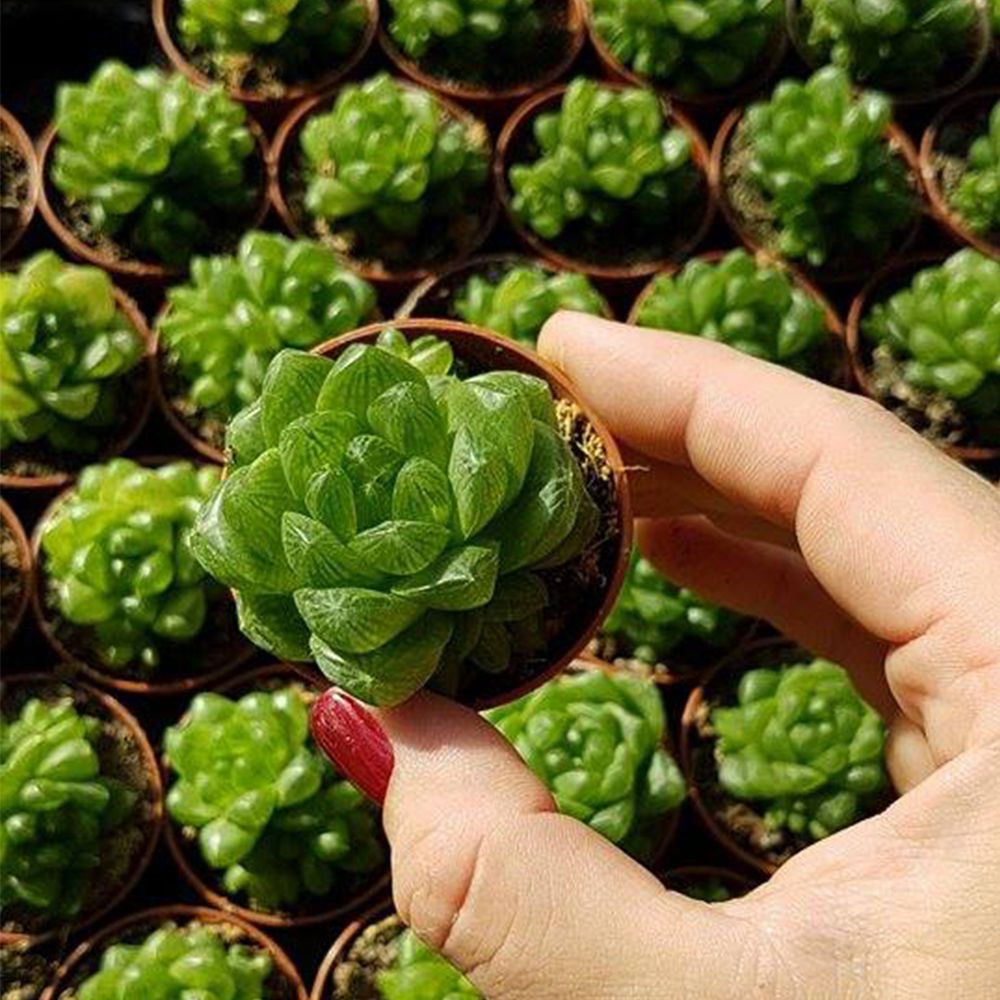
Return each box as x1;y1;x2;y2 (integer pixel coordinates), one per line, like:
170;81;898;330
660;864;758;900
920;87;1000;260
845;252;1000;464
40;905;308;1000
162;662;391;930
0;498;33;649
495;83;715;283
270;89;497;287
309;902;397;1000
0;673;163;949
0;105;40;258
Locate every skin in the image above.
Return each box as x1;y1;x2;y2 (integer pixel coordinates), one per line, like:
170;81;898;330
374;313;1000;999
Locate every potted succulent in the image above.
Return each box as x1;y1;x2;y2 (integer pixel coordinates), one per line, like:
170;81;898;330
190;318;632;709
154;231;378;462
163;664;389;927
497;77;712;280
713;66;921;282
847;249;1000;462
37;61;269;283
1;106;39;258
0;252;153;491
0;499;32;649
661;865;757;901
33;458;254;696
0;674;162;947
271;74;495;284
42;905;307;1000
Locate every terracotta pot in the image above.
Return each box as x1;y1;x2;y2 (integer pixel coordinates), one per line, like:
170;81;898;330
495;83;715;282
41;905;307;1000
310;902;396;1000
0;106;39;257
920;87;1000;260
0;286;155;491
0;498;33;649
162;663;392;929
0;673;163;949
845;252;1000;464
270;88;497;286
660;864;758;899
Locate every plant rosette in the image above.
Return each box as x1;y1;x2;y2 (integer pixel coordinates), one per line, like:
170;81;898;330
191;318;631;709
37;62;270;284
0;674;162;948
1;106;39;259
271;75;496;285
0;499;33;649
162;663;390;928
660;864;758;901
32;458;254;697
41;905;307;1000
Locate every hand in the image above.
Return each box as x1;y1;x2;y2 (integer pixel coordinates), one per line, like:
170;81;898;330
312;314;1000;999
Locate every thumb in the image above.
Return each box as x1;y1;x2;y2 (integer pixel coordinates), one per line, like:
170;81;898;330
312;687;756;999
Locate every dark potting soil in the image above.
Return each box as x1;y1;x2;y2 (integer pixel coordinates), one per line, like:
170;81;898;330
1;121;30;240
588;632;717;685
330;914;403;1000
1;519;27;648
0;945;53;1000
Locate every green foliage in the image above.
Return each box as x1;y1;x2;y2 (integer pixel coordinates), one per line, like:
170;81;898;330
486;670;685;850
0;697;135;919
191;329;600;707
711;659;887;841
591;0;782;94
165;685;383;910
743;67;917;266
160;232;376;423
77;921;272;1000
51;61;256;266
681;877;734;902
453;265;607;346
377;930;480;1000
388;0;540;58
635;249;829;374
949;100;1000;236
0;252;144;454
41;459;221;672
509;78;697;240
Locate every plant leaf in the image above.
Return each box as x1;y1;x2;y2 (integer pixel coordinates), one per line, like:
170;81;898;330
391;543;499;610
391;457;454;526
259;350;332;447
349;520;450;575
316;343;423;420
278;410;359;500
294;587;424;653
234;590;311;660
281;512;382;587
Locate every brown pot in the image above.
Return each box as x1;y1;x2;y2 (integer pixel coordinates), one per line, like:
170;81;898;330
845;252;1000;464
495;83;715;282
270;88;497;286
920;87;1000;260
162;663;392;929
0;286;156;491
0;673;163;949
0;106;39;257
660;864;758;899
0;498;33;649
310;902;396;1000
41;905;307;1000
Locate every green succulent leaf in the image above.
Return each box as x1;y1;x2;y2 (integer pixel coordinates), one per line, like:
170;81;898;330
377;929;481;1000
949;100;1000;237
387;0;541;58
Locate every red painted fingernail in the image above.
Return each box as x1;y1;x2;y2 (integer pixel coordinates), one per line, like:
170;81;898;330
310;689;394;805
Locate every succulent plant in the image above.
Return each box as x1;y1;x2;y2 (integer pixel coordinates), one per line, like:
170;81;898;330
191;328;603;707
486;670;685;852
678;876;736;902
51;61;257;267
0;252;145;456
635;250;829;375
40;459;222;674
159;232;377;428
948;100;1000;236
377;929;481;1000
76;921;272;1000
739;66;917;267
0;696;136;918
710;658;888;841
509;78;698;241
453;265;607;347
590;0;782;94
388;0;540;59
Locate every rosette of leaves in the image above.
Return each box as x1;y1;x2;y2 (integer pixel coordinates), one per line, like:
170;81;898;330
40;459;222;673
0;252;145;456
948;99;1000;237
710;659;888;841
165;685;384;911
191;329;602;707
388;0;540;60
76;921;272;1000
635;250;829;375
0;696;135;919
377;930;481;1000
486;670;685;854
51;61;256;267
590;0;782;95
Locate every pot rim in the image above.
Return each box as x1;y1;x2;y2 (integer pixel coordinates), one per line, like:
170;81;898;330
309;900;395;1000
0;498;34;649
0;105;40;257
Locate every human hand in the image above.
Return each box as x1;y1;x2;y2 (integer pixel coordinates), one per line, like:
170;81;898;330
311;313;1000;999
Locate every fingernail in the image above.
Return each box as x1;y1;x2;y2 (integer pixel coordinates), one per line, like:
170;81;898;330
310;688;394;805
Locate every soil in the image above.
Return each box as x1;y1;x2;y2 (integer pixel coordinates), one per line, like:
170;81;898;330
330;915;403;1000
1;519;26;647
1;121;30;240
0;946;53;1000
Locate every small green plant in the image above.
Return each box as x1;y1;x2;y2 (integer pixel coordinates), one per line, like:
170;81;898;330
636;250;829;375
191;329;601;707
0;252;145;455
0;697;136;919
377;930;480;1000
76;920;272;1000
486;670;685;852
40;459;221;673
590;0;782;94
679;877;735;902
948;100;1000;236
51;61;256;266
387;0;540;59
711;659;887;841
